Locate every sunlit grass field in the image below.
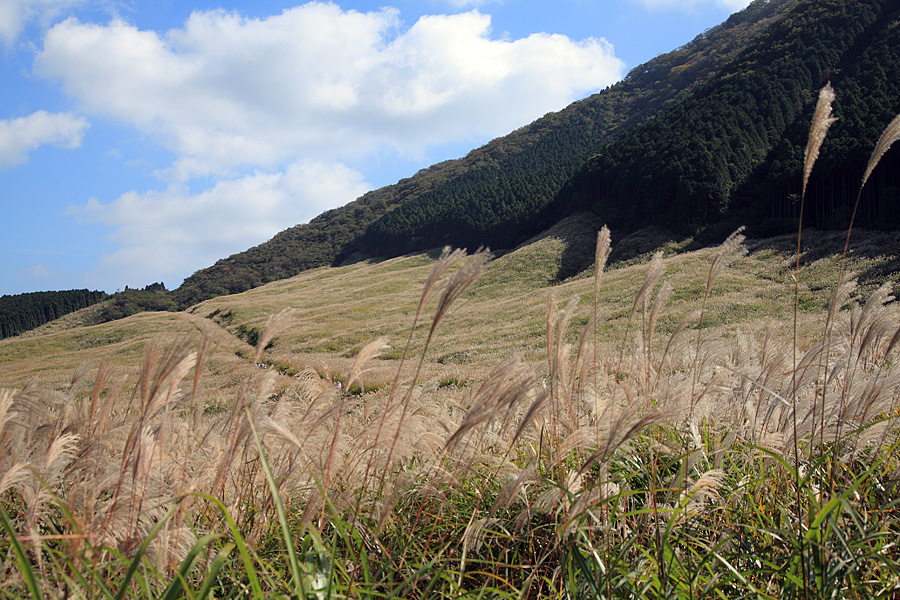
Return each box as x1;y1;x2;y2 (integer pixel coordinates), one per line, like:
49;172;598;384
8;227;897;394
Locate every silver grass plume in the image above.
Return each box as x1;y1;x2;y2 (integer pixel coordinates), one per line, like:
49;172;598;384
373;248;491;499
677;469;725;520
647;281;673;353
190;332;213;429
885;323;900;358
825;274;858;336
67;361;93;400
431;249;491;335
646;281;674;390
616;252;665;383
462;516;502;554
706;227;746;298
577;407;674;478
445;357;539;453
632;251;666;317
691;227;745;412
861;111;900;191
594;226;612;301
422;247;468;309
802;83;837;198
0;388;13;441
253;308;296;364
655;309;700;390
346;338;388;392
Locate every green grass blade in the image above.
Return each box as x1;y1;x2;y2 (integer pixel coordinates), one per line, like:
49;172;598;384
346;524;373;589
0;504;44;600
194;493;265;598
194;543;235;600
570;545;604;599
247;413;306;599
158;533;221;600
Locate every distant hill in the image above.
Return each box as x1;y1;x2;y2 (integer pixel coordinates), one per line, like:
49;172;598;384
174;0;798;306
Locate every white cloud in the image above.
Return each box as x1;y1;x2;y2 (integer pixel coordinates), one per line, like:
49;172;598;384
35;2;624;178
446;0;499;8
0;0;85;44
0;110;89;167
630;0;752;10
68;160;371;290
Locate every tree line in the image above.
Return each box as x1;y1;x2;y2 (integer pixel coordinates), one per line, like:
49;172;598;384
0;289;107;338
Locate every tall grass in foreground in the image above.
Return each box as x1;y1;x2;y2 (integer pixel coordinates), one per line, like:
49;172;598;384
2;95;900;599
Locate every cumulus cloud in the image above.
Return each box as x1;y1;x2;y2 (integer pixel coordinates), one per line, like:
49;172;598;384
0;110;89;167
630;0;752;10
0;0;85;44
68;160;371;289
32;2;624;290
35;2;624;178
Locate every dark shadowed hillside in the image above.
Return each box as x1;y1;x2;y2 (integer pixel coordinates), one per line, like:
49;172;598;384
541;0;900;243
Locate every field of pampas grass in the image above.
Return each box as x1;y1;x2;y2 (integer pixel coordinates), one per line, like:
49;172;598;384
2;88;900;599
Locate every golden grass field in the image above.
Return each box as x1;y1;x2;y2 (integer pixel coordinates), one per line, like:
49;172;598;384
5;226;898;400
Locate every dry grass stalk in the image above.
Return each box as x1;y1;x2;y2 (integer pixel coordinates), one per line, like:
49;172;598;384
358;248;478;496
593;226;612;302
802;82;838;198
633;252;666;317
705;227;746;299
677;469;725;520
373;249;491;515
839;107;900;289
861;111;900;191
615;252;665;388
445;357;539;455
690;228;746;413
346;338;388;393
253;308;295;364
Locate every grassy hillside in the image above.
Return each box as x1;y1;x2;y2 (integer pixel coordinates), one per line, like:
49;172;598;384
3;1;900;593
174;0;900;310
4;226;898;398
2;224;900;597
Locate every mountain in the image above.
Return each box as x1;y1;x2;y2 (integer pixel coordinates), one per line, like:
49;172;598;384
174;0;798;306
540;0;900;242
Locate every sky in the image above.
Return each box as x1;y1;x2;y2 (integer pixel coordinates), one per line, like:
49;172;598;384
0;0;753;296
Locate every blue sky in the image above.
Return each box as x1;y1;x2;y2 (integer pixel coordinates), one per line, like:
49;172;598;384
0;0;751;296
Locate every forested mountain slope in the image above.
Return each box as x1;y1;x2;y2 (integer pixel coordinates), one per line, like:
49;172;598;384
540;0;900;241
735;0;900;233
175;0;797;305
